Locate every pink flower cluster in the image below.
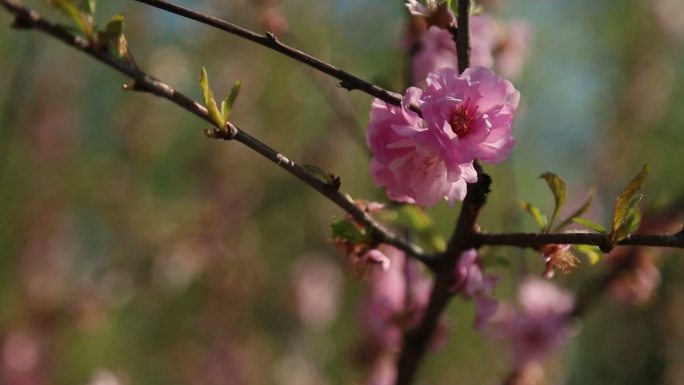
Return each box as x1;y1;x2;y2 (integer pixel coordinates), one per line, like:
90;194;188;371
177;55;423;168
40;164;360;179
412;17;494;84
408;3;532;84
451;249;499;327
358;245;434;385
488;278;575;369
359;246;431;355
367;67;519;206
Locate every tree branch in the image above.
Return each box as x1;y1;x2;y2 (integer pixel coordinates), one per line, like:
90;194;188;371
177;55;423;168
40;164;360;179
396;160;489;385
473;231;684;251
0;0;436;270
127;0;423;115
395;2;475;383
456;0;471;73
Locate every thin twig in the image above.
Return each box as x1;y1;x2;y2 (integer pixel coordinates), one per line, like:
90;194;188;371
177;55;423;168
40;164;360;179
0;0;435;270
126;0;423;115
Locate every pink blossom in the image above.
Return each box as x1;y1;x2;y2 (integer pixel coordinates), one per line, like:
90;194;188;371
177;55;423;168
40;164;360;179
538;243;578;278
291;256;342;331
405;0;434;18
359;246;432;354
412;18;494;84
420;66;520;164
489;278;575;368
451;249;499;327
365;356;396;385
367;88;477;206
608;252;661;306
495;21;532;79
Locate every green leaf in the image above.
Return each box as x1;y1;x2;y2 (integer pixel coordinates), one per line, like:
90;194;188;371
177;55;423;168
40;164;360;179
539;172;567;232
572;217;608;234
392;205;446;252
330;219;369;243
199;67;225;129
220;81;241;122
50;0;95;37
574;244;602;265
610;164;649;243
612;194;643;243
99;14;129;60
104;14;123;36
521;201;547;231
79;0;96;15
556;187;595;231
303;164;335;185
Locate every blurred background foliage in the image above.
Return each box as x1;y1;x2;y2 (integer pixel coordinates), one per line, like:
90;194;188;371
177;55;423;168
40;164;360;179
1;0;684;384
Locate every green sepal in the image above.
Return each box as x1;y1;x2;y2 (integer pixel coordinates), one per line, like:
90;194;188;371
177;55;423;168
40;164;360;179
199;67;226;129
330;218;369;244
392;205;446;252
572;217;608;235
539;172;567;232
303;164;335;186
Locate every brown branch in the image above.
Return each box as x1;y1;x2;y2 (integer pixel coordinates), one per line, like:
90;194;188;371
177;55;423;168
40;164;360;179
0;0;436;270
395;3;477;384
126;0;423;115
473;231;684;251
456;0;471;73
396;161;490;385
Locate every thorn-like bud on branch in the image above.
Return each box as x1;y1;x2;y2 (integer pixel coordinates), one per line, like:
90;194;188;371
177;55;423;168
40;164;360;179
339;80;353;90
264;31;277;41
11;14;33;29
204;128;220;138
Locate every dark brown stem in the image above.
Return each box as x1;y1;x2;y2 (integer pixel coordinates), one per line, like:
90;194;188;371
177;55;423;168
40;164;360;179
127;0;423;115
395;2;477;383
0;0;435;270
473;231;684;252
396;165;490;385
456;0;471;73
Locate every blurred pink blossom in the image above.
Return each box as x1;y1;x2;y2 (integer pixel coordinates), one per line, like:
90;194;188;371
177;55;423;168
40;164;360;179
292;256;343;331
367;88;477;206
608;252;661;306
451;249;499;327
420;67;520;164
495;21;532;79
493;20;532;79
359;246;432;355
365;356;396;385
489;278;575;368
412;17;494;84
405;0;436;18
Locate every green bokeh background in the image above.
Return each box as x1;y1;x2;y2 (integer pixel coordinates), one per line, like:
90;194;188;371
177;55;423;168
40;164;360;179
1;0;684;384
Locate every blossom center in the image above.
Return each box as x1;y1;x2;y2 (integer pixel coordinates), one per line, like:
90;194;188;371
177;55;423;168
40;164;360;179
449;101;476;138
